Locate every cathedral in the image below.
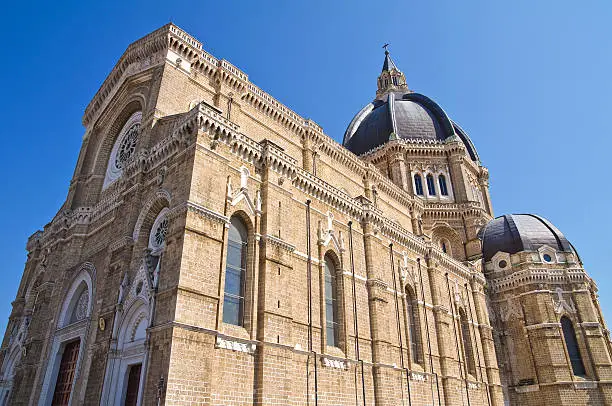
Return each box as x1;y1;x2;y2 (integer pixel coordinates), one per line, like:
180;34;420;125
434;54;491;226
1;23;611;406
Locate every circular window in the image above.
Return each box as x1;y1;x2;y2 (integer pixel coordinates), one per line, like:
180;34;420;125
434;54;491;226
149;208;169;251
114;122;139;170
543;253;552;263
154;218;168;246
103;111;142;189
498;260;508;269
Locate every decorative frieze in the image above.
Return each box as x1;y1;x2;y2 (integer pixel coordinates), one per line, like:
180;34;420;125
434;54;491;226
321;357;346;370
410;372;427;382
215;336;256;354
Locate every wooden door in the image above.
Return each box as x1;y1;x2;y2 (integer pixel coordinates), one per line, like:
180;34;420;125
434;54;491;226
51;340;80;406
124;363;142;406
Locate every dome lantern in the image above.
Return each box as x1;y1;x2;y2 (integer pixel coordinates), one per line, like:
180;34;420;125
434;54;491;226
376;45;409;99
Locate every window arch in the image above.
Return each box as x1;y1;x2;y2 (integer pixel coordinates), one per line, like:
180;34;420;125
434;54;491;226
223;216;248;326
438;174;449;196
459;308;477;375
561;316;586;376
0;347;21;405
405;286;422;364
40;264;95;406
58;271;93;329
103;111;142;189
414;174;424;196
324;255;340;347
426;174;436;196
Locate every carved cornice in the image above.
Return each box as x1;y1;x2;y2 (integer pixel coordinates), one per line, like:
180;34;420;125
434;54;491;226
488;267;588;293
193;105;478;281
263;235;296;252
185;201;229;225
83;24;172;126
422;201;490;221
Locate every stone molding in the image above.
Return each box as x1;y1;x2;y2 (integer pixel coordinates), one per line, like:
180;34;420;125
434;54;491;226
185;202;229;225
263;235;296;253
488;267;588;293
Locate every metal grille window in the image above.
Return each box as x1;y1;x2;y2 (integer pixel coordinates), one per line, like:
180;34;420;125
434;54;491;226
426;174;436;196
406;288;422;364
414;174;424;196
223;217;248;326
51;340;80;406
561;316;586;376
324;256;339;347
439;174;449;196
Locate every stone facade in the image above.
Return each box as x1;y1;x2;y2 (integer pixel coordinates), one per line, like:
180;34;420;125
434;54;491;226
0;23;609;406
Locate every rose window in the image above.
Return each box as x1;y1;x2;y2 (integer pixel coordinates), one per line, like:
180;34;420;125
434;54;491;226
148;208;170;252
154;218;168;247
103;111;142;189
114;123;139;170
71;289;89;323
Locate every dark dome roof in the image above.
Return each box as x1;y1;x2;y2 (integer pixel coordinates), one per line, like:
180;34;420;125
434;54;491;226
480;214;575;261
342;91;479;160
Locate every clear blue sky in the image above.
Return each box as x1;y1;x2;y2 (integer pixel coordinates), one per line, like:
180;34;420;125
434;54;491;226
0;1;611;333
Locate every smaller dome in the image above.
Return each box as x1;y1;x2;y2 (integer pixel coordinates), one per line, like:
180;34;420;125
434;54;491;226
480;214;575;261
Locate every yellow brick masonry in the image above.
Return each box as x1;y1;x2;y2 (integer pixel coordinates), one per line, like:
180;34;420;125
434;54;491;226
3;23;608;406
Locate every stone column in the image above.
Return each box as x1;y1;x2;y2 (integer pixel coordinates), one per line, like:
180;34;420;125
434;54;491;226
361;220;388;405
425;255;451;405
301;133;314;173
478;169;494;215
388;151;409;191
469;276;504;406
448;153;469;202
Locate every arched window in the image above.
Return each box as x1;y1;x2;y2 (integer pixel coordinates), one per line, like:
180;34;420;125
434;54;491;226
414;174;424;196
324;255;340;347
561;316;586;376
223;216;248;326
406;287;422;364
459;309;477;375
439;175;448;196
426;174;436;196
441;241;448;254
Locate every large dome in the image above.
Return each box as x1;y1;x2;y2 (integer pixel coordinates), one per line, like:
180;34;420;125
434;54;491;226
479;214;575;261
342;91;479;160
342;49;479;160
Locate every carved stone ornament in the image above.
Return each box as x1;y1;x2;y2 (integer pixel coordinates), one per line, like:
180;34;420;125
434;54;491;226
499;297;523;322
118;272;129;305
73;289;89;322
553;287;576;314
156;166;167;186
